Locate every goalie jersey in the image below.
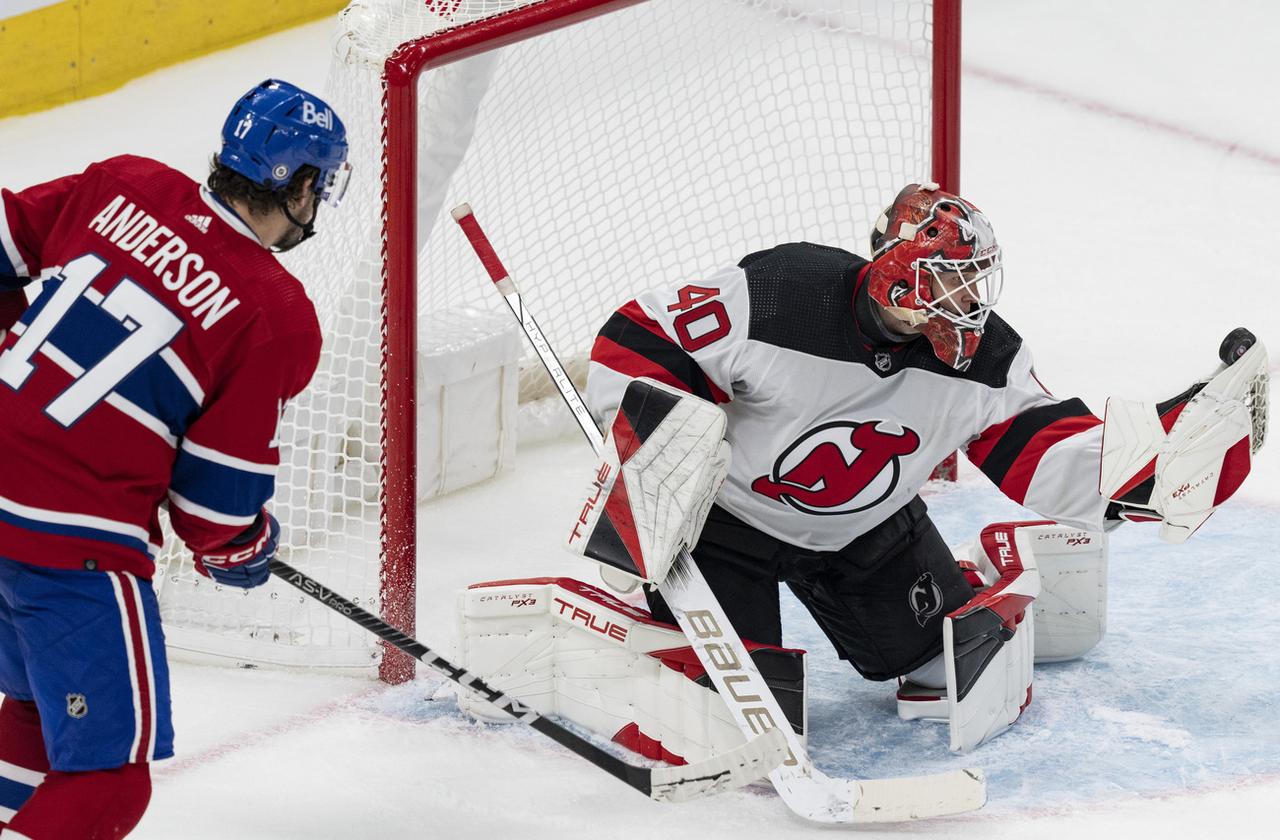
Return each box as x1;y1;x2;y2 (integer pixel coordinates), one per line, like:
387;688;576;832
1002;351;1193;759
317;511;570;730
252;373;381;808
586;242;1109;552
0;155;320;578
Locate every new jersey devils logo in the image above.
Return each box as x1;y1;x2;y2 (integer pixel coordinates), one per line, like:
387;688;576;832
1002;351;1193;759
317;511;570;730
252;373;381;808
751;420;920;515
909;572;944;627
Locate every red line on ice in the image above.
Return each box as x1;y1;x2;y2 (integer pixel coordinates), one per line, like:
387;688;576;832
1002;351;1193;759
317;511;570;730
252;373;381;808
969;65;1280;170
153;686;388;778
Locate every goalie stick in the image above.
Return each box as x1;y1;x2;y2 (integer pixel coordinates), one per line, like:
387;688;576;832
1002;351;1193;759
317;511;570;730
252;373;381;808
451;203;987;823
267;558;787;802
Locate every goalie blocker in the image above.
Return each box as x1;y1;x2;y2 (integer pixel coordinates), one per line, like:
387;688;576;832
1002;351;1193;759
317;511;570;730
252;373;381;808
567;378;730;591
457;577;805;766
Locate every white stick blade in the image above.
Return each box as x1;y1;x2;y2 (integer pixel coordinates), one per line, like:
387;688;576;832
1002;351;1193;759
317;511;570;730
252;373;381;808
849;768;987;822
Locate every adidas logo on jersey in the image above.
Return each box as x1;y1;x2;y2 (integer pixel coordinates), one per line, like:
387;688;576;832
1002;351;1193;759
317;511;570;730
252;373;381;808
184;214;212;234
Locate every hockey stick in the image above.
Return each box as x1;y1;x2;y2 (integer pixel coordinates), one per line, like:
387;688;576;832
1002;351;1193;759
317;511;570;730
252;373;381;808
452;204;987;823
267;558;787;802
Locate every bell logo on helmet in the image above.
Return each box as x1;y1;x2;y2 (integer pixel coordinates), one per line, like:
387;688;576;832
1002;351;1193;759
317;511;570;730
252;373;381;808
301;100;334;130
751;420;920;515
219;79;350;207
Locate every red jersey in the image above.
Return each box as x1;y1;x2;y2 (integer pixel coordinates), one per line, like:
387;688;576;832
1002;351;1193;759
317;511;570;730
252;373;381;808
0;155;321;578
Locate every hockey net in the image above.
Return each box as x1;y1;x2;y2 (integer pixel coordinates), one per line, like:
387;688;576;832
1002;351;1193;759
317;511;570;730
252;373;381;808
153;0;959;680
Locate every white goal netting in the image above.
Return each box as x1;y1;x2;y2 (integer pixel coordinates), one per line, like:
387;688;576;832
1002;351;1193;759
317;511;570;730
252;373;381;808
154;0;944;675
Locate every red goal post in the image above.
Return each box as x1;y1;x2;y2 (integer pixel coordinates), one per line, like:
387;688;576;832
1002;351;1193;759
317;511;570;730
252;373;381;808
381;0;963;681
152;0;963;683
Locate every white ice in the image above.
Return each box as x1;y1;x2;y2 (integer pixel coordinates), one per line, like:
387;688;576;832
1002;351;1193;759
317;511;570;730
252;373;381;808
1;1;1278;837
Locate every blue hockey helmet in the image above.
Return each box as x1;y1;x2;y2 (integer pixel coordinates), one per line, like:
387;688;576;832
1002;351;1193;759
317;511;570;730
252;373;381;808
219;79;351;208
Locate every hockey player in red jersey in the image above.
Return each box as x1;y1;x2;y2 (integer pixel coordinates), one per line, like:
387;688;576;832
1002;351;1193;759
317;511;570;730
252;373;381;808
569;183;1265;754
0;79;349;838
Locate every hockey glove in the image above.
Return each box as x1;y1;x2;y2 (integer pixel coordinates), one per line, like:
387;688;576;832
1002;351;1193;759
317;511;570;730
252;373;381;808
1100;333;1268;542
192;509;279;589
566;378;730;591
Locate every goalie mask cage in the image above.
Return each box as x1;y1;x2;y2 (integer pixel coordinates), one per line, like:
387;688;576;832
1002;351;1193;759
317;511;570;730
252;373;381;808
153;0;961;683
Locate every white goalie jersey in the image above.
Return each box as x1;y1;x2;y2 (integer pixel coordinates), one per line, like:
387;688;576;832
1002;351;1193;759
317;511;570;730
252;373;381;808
586;242;1110;551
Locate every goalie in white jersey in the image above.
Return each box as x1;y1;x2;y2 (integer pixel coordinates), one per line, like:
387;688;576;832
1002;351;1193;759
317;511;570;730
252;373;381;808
570;182;1264;750
457;183;1263;762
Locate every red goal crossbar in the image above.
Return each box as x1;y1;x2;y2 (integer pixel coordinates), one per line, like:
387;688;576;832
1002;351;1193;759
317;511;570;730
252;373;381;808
376;0;963;683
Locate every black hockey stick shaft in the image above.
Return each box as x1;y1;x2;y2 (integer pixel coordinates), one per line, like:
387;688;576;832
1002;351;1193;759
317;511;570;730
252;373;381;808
267;559;654;796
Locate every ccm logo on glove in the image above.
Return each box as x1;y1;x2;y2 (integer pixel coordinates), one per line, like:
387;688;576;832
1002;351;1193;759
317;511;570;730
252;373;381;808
192;509;279;588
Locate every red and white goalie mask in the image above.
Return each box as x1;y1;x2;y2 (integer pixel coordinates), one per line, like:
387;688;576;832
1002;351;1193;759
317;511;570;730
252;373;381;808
868;183;1004;370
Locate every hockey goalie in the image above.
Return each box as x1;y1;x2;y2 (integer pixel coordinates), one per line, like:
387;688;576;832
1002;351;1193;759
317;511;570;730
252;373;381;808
455;183;1269;762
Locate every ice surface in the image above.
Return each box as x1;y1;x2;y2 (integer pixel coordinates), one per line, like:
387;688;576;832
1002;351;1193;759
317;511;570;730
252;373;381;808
1;2;1278;837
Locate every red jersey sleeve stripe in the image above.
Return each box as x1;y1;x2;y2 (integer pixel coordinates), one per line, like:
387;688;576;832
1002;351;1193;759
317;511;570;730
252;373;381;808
971;398;1098;488
965;415;1015;469
592;335;709;400
998;415;1103;504
593;309;730;404
616;299;671;339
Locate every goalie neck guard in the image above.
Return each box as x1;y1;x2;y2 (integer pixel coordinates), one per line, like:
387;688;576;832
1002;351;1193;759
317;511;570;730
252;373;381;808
868;183;1003;371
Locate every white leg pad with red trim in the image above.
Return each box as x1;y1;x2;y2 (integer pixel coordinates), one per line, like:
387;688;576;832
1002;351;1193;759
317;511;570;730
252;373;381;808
958;523;1108;664
1025;526;1107;662
565;378;730;589
456;577;806;766
899;523;1107;728
944;523;1041;753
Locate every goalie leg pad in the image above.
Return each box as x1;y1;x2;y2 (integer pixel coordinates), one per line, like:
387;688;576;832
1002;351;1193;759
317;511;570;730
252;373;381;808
950;522;1108;663
906;525;1105;742
943;523;1040;753
457;577;805;765
1027;526;1107;662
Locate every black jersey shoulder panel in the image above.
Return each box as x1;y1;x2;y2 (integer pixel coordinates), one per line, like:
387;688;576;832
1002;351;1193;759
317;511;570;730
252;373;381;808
741;242;866;362
739;241;1024;388
898;312;1024;388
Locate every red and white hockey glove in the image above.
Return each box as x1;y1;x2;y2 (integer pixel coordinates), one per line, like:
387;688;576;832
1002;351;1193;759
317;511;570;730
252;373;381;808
1100;333;1268;542
192;509;279;589
567;378;730;591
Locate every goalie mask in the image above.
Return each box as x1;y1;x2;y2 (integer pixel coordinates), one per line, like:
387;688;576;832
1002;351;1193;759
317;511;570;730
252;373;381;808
868;183;1003;371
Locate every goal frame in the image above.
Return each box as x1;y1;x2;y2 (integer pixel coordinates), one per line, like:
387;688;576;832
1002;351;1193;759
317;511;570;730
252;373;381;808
375;0;962;683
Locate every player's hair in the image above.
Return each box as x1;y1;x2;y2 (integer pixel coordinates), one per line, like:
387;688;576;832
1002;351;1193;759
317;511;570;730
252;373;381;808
207;155;320;218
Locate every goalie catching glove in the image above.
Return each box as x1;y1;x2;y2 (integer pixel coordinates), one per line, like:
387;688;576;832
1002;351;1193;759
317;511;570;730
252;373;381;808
567;378;730;589
1100;331;1269;543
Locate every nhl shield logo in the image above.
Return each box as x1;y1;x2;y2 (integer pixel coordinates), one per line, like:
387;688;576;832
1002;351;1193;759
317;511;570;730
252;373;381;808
751;420;921;515
66;693;88;719
874;352;892;372
909;572;944;627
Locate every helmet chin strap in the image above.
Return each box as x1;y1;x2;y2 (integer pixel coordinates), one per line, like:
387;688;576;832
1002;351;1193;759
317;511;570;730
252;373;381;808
881;305;930;328
272;198;318;253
